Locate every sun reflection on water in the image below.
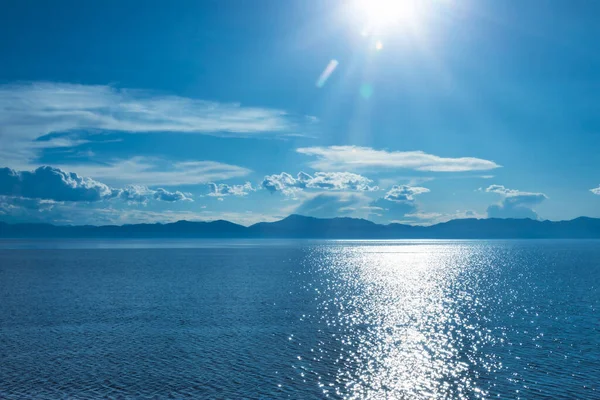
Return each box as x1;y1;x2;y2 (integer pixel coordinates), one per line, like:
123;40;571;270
307;243;500;399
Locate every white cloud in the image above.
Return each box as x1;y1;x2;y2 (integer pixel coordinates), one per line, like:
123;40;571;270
0;166;192;205
56;157;251;186
0;82;315;165
207;182;255;198
591;186;600;195
307;172;379;191
370;198;417;222
368;185;431;223
0;197;57;223
153;188;193;202
403;210;485;225
119;185;192;204
485;184;546;199
261;172;308;197
384;185;430;201
0;166;118;202
1;82;309;135
485;184;547;219
0;201;278;227
296;146;501;172
404;212;444;220
0;196;58;212
262;171;378;197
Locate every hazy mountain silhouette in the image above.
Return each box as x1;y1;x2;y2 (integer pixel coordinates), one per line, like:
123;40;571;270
2;215;600;239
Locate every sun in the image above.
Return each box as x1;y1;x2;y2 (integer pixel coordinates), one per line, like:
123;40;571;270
352;0;430;35
365;0;420;27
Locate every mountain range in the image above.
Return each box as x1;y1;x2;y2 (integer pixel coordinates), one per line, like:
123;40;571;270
1;214;600;239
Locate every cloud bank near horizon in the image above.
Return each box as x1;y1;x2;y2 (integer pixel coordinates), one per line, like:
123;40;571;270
368;185;431;222
485;184;547;219
0;166;192;204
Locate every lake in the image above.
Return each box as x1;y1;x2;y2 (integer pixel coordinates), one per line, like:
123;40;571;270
0;240;598;399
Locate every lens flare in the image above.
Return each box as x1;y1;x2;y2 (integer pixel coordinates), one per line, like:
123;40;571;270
316;60;339;88
360;84;374;99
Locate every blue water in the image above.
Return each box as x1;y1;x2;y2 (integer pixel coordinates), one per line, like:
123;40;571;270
0;240;598;399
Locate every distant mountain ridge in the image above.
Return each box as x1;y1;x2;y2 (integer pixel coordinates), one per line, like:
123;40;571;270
2;215;600;239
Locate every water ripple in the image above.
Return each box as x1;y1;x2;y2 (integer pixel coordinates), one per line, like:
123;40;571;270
0;240;599;399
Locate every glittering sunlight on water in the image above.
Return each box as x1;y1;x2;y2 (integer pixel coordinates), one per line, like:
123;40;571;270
303;243;501;399
1;241;598;399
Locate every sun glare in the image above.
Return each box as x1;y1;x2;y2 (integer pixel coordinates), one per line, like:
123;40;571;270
352;0;431;35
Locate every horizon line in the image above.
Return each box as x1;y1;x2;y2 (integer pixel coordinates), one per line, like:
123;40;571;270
1;214;598;229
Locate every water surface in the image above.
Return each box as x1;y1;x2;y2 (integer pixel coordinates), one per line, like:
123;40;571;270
1;240;598;399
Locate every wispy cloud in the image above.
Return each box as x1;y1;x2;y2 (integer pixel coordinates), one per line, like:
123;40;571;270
591;186;600;195
294;192;372;219
56;157;251;186
485;185;546;198
0;201;278;227
402;210;485;226
0;82;315;165
296;146;501;172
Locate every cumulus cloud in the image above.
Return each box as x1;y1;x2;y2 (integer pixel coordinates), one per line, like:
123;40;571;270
485;184;547;219
296;146;500;172
0;166;192;205
153;188;192;202
207;182;255;198
119;185;192;204
368;185;430;223
384;185;430;201
261;172;308;196
118;185;155;204
261;171;378;197
591;186;600;195
0;82;316;165
307;172;378;191
294;192;370;219
0;166;118;202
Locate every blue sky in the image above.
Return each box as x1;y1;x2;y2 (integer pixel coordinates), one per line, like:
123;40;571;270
1;0;599;226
